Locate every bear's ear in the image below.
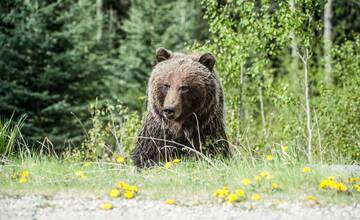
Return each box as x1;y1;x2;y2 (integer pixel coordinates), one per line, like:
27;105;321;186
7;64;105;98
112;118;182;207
155;47;172;63
199;53;216;71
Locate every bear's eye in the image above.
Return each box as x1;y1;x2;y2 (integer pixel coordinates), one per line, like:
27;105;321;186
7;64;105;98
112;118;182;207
160;84;170;94
180;86;190;93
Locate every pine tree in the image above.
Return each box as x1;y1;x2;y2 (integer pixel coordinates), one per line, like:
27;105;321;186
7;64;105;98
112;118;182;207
0;0;118;148
116;0;208;110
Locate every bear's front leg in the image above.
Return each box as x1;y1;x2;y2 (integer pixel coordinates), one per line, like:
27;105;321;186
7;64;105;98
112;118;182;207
131;114;165;168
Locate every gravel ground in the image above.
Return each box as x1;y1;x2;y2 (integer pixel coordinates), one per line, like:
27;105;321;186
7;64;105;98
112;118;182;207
0;194;359;220
1;165;359;220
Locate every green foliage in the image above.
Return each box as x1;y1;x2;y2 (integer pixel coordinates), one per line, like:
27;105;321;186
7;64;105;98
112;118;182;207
65;101;141;161
199;0;359;163
315;35;360;161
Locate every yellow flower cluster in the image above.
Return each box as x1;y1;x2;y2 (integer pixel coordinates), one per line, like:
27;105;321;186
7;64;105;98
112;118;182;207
115;181;139;199
12;170;30;184
101;180;139;210
213;186;230;198
213;186;260;204
319;177;347;192
164;159;181;169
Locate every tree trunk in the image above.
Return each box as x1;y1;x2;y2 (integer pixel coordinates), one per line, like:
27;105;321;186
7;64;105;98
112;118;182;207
96;0;103;42
324;0;333;86
258;83;267;141
299;48;312;162
238;63;245;126
289;0;299;71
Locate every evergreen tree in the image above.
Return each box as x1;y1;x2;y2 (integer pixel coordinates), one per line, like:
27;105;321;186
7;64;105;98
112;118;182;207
0;0;118;148
116;0;208;110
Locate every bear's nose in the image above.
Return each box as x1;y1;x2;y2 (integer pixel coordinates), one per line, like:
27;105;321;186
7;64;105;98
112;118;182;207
163;107;175;119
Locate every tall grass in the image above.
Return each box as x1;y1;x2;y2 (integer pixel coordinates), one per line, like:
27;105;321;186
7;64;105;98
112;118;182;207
0;114;25;159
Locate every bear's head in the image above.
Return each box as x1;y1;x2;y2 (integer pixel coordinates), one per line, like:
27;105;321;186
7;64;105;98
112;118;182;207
148;48;218;122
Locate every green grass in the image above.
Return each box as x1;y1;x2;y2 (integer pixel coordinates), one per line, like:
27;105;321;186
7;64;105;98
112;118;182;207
0;115;25;158
0;155;359;205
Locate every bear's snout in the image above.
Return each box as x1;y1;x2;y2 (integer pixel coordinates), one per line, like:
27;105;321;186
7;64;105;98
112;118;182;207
162;106;178;120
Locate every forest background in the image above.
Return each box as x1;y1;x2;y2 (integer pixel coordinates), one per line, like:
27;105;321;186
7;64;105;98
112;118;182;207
1;0;359;164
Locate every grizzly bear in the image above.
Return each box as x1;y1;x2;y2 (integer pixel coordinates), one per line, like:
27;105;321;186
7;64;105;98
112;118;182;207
132;48;229;168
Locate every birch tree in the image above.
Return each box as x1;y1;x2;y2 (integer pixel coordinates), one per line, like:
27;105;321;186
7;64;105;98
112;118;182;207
324;0;333;87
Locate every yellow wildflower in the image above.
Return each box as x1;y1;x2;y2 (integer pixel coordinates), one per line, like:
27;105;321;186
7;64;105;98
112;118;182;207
242;178;251;186
353;184;360;192
235;189;245;197
109;189;120;198
259;171;270;178
75;171;85;177
19;177;28;184
271;182;279;190
115;156;125;164
266;155;273;161
281;145;288;152
124;185;138;193
164;162;172;169
255;175;262;182
334;182;347;192
213;187;230;198
319;179;336;189
166;199;175;205
124;190;135;199
173;159;181;164
251;194;261;201
116;181;126;189
349;177;360;183
20;170;30;177
101;202;113;210
302;167;311;173
226;194;238;204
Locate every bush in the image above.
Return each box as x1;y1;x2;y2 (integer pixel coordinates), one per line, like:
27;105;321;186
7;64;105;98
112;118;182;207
64;101;141;161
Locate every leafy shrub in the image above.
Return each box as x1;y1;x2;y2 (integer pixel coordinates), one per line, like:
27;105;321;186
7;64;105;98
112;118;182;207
315;35;360;162
64;101;141;161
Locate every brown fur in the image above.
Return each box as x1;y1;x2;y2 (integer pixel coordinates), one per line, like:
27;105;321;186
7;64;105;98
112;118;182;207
132;48;229;168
